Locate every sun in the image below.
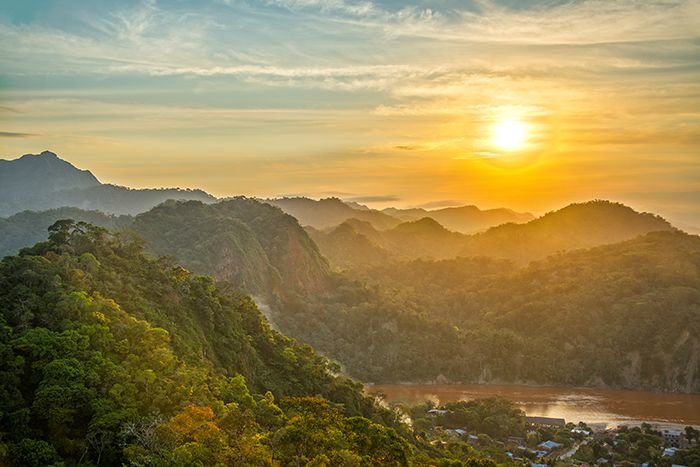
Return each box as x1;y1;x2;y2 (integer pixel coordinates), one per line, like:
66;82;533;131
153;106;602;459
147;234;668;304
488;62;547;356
491;119;528;151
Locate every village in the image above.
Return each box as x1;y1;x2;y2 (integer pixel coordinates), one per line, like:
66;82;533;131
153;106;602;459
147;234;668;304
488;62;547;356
410;399;700;466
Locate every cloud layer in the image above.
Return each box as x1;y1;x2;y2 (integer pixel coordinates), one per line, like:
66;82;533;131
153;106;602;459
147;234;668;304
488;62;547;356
0;0;698;225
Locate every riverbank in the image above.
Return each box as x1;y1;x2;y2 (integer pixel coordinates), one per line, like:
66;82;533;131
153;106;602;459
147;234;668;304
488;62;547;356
366;383;700;429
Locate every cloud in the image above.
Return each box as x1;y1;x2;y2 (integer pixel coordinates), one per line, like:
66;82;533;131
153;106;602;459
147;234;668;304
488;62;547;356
0;131;38;138
384;0;700;45
345;195;400;203
413;200;464;209
264;0;376;17
0;0;698;229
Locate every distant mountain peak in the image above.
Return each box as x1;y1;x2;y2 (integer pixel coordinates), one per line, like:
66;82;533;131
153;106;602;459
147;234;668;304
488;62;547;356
2;150;101;197
538;200;672;228
382;203;534;233
0;150;216;217
18;150;67;161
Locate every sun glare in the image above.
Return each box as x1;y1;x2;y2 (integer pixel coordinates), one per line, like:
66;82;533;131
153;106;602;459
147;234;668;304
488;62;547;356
492;119;527;151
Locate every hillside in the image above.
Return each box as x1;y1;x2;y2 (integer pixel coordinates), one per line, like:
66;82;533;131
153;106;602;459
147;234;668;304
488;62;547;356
0;198;331;298
0;151;216;217
311;200;676;269
283;231;700;392
132;198;331;296
0;187;694;393
308;217;468;268
383;205;534;234
382;217;467;259
458;200;674;264
306;221;392;269
0;221;429;465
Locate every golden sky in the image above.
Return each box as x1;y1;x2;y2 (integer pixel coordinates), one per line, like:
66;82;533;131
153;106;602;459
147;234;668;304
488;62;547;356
1;0;699;225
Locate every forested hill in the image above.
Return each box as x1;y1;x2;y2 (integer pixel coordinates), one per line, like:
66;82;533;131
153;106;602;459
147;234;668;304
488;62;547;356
0;207;130;257
0;199;332;298
132;198;331;296
309;200;675;268
276;230;700;392
1;221;482;466
0;151;215;217
458;200;674;264
0;198;695;393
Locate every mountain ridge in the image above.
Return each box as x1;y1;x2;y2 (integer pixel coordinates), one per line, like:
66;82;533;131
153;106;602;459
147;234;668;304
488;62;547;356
0;151;216;217
309;199;675;268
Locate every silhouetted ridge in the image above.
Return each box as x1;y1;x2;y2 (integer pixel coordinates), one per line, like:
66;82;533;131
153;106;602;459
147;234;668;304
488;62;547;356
0;150;216;216
459;200;674;264
265;196;401;230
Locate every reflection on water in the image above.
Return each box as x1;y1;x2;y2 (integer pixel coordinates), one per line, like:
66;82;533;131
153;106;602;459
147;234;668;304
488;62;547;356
367;383;700;429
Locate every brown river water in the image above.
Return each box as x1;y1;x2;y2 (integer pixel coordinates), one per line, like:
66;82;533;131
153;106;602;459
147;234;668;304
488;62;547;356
367;384;700;429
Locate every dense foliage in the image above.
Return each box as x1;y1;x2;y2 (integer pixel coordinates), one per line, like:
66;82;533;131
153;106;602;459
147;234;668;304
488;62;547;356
132;199;330;297
274;231;700;391
0;221;436;466
0;207;129;257
1;198;696;392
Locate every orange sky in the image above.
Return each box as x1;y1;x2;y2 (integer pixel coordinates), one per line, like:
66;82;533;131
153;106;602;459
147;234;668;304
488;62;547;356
1;0;698;226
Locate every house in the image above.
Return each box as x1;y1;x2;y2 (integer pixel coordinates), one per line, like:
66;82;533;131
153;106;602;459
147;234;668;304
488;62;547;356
525;416;566;427
507;436;526;447
663;430;685;448
467;434;479;444
571;427;591;435
427;409;449;416
662;447;678;457
538;440;562;451
445;428;467;437
596;457;609;464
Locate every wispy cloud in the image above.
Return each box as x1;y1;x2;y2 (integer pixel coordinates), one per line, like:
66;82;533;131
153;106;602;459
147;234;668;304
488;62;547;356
263;0;377;17
0;0;698;225
413;200;464;209
345;195;400;203
0;131;38;138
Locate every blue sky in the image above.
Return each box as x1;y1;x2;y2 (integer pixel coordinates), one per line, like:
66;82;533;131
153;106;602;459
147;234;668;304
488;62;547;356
1;0;699;226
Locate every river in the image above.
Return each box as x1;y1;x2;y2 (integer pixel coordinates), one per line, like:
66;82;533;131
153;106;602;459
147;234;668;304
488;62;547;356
367;383;700;430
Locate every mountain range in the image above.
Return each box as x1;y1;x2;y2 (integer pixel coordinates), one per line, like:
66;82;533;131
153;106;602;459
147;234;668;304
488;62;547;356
308;201;674;269
0;151;214;217
0;150;697;395
383;205;535;233
1;151;539;235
